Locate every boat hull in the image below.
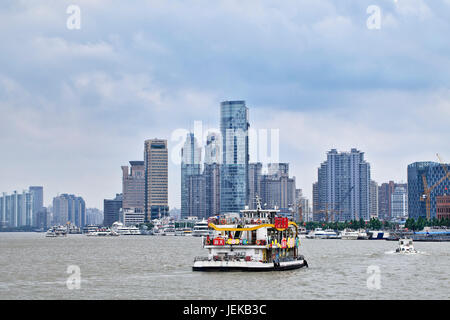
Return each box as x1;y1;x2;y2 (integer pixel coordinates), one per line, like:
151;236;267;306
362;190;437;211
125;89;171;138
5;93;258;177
192;259;308;272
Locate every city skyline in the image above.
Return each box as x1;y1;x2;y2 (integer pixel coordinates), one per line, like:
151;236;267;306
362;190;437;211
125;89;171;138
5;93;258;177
1;1;449;210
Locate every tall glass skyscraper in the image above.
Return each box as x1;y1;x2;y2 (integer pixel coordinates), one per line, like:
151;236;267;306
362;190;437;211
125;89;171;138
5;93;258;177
220;101;249;213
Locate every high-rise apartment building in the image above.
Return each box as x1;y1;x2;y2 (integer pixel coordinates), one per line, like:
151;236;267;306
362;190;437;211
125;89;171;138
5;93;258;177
121;161;145;213
144;139;169;221
378;181;407;221
369;180;379;219
0;190;34;228
314;148;371;221
220;101;249;213
408;162;450;220
52;194;86;227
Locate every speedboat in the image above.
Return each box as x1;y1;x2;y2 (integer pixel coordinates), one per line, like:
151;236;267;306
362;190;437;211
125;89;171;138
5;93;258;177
395;238;417;254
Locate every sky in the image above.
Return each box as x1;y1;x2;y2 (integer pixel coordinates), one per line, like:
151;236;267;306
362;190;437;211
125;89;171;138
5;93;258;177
0;0;449;210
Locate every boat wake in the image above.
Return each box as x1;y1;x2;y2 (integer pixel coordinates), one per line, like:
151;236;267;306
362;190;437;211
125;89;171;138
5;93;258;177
384;250;428;255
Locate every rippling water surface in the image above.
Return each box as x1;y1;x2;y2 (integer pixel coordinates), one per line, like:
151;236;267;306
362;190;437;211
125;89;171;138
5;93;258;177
0;232;449;299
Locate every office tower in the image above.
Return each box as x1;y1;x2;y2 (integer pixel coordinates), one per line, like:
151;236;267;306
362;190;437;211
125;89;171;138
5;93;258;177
369;180;379;219
314;149;371;222
391;185;408;219
436;195;450;220
181;133;202;218
144;139;169;221
122;161;145;213
29;186;44;228
52;194;86;227
408;162;450;220
259;164;296;214
187;174;206;219
103;194;123;227
220;100;249;213
248;162;262;209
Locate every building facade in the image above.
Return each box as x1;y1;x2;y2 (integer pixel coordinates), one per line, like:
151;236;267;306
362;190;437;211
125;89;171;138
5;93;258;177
408;162;450;220
436;195;450;220
220;100;249;213
369;180;379;219
144;139;169;221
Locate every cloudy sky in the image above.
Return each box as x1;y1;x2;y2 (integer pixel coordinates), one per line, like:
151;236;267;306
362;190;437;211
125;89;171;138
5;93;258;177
1;0;449;210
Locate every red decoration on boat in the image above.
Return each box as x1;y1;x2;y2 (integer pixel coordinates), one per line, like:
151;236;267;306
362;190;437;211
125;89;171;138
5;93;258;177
213;238;225;246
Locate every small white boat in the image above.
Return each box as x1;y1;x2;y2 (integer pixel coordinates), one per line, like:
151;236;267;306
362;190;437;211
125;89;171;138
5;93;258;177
395;238;417;254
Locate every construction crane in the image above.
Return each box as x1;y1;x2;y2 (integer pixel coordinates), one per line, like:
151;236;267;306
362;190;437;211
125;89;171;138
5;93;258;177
420;154;450;220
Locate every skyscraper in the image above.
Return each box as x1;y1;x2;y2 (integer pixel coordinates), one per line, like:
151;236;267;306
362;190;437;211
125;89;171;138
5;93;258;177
121;161;145;213
181;133;202;218
220;100;249;213
314;148;371;221
144;139;169;221
408;161;450;220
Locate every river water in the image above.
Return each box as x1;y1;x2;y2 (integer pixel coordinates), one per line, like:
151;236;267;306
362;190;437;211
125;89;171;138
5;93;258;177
0;232;449;300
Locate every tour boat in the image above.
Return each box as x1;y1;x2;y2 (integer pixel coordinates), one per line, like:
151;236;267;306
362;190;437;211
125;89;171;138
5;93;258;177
192;197;308;272
111;222;141;235
192;219;213;237
395;238;417;254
